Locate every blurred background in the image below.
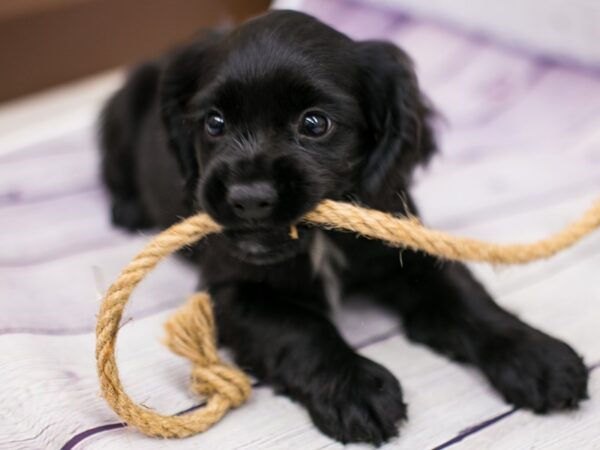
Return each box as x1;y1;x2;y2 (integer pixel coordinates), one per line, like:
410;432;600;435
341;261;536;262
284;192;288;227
0;0;270;102
1;0;599;102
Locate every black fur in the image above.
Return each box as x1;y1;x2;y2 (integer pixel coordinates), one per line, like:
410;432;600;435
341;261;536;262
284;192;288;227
99;10;588;445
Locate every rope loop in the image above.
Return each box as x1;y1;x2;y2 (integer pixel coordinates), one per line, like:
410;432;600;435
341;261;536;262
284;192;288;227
96;198;600;438
191;364;252;407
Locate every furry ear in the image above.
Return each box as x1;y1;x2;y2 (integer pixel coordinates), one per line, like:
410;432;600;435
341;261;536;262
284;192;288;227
356;41;437;201
160;31;224;192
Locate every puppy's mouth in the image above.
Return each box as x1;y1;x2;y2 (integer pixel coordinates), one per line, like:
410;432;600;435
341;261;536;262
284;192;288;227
222;225;307;265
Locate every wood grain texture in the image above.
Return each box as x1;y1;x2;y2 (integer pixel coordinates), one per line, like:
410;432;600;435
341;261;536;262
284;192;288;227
457;375;600;450
1;0;600;448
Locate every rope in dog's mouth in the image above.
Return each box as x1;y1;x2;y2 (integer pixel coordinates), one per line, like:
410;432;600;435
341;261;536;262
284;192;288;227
96;198;600;438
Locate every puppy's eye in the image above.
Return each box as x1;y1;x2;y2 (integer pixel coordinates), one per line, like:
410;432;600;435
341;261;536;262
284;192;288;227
205;112;225;137
299;112;331;137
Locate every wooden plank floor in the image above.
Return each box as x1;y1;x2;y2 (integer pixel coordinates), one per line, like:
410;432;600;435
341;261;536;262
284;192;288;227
1;0;599;448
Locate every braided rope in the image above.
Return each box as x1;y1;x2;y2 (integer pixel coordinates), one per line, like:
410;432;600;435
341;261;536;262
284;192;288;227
96;198;600;438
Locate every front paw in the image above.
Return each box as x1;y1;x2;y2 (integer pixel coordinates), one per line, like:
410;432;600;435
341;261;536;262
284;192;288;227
306;355;406;446
480;331;588;412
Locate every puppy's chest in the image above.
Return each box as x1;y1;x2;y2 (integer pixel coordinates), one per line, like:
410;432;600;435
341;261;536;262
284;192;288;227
309;230;347;310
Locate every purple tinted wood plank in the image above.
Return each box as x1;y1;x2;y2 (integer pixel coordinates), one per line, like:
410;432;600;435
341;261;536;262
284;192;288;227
475;66;600;133
413;151;600;230
329;3;408;40
424;48;542;130
387;21;484;85
0;139;99;208
0;190;120;266
303;0;412;40
0;185;101;210
300;0;354;30
442;68;600;158
0;127;93;164
0;241;197;333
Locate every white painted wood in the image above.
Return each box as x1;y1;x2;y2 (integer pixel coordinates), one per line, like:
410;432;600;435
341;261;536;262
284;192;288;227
0;242;197;333
457;371;600;449
0;70;122;157
0;130;98;204
0;316;506;450
454;191;600;300
0;190;122;266
2;278;597;450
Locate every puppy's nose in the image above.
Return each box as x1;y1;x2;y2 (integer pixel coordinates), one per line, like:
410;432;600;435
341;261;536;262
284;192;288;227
227;182;277;220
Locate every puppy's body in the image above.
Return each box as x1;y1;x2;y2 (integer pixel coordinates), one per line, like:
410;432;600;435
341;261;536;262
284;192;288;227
100;11;588;445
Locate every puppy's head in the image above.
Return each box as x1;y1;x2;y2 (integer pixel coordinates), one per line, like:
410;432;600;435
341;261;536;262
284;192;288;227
160;10;436;264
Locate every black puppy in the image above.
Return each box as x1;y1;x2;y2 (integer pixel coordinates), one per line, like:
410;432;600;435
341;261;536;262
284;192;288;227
100;10;588;445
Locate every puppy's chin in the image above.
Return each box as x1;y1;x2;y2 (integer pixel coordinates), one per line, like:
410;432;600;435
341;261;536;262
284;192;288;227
223;226;308;265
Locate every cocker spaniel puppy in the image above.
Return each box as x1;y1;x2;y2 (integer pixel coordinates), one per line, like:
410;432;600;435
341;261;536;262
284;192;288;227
99;10;588;445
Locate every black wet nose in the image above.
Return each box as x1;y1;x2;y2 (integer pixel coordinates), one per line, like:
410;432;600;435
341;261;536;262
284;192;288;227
227;182;277;220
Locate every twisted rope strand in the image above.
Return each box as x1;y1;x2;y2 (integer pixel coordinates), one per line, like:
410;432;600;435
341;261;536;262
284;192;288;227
95;215;237;438
303;199;600;263
96;198;600;438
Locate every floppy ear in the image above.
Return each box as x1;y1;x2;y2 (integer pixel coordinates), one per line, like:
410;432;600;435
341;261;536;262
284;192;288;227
356;41;437;201
159;31;224;193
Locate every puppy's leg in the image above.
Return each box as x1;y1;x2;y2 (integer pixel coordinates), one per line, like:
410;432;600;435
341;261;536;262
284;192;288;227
99;63;159;230
348;246;589;412
211;281;407;445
